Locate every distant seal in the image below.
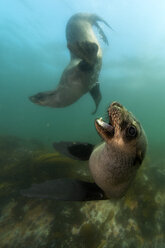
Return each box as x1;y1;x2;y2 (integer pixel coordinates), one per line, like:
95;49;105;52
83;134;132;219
22;102;147;201
29;13;111;114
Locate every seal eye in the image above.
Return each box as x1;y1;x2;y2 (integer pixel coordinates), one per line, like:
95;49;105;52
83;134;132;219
126;125;137;137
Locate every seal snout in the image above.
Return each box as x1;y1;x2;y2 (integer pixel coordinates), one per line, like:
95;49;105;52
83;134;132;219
108;102;124;127
112;101;122;107
109;101;123;109
29;92;46;105
29;95;42;104
29;95;37;103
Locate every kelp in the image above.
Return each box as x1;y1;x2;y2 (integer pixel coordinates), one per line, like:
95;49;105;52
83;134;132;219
0;135;164;248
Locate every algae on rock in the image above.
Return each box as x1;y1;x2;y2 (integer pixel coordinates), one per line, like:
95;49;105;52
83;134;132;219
0;135;164;248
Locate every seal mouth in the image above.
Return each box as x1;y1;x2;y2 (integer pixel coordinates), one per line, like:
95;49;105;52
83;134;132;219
95;117;114;134
95;115;114;139
95;102;124;139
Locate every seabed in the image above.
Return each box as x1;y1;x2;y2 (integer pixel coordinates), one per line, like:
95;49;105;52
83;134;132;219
0;135;164;248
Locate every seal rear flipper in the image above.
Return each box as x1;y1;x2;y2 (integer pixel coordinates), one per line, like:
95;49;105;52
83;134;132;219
92;14;113;45
21;179;106;201
95;22;109;45
90;82;102;114
53;142;94;161
68;41;98;64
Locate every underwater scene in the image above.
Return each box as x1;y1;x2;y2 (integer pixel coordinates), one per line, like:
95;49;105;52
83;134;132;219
0;0;165;247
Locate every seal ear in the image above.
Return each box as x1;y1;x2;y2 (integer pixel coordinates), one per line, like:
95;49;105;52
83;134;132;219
134;150;144;165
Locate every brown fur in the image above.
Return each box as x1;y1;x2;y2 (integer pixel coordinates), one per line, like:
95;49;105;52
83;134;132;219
89;102;147;198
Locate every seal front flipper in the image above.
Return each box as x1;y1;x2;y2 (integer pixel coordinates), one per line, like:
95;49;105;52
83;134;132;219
78;60;94;72
89;82;102;114
21;179;106;201
68;41;98;65
53;142;94;161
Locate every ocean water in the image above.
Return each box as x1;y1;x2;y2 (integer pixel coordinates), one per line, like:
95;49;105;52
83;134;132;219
0;0;165;247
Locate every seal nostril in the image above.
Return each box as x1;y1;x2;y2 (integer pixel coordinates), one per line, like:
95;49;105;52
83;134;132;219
111;102;123;108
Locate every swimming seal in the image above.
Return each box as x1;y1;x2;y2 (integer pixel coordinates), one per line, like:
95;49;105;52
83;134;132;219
29;13;111;114
21;102;147;201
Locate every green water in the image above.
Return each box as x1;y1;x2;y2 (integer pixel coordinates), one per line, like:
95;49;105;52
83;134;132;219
0;0;165;247
1;0;165;149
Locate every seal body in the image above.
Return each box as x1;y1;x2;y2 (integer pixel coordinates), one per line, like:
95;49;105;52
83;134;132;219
89;142;139;198
89;102;147;198
29;13;110;114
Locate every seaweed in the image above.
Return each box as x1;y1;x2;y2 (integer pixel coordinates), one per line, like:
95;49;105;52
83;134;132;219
0;135;164;248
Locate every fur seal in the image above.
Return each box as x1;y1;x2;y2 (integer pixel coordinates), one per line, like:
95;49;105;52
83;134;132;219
29;13;111;114
21;102;147;201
